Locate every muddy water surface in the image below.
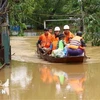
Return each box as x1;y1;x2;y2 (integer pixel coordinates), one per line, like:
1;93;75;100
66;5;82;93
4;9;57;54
0;37;100;100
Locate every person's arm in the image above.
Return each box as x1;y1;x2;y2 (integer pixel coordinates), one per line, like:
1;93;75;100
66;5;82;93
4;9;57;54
37;35;42;48
70;33;74;39
36;40;41;47
37;40;41;44
80;39;87;57
81;39;86;47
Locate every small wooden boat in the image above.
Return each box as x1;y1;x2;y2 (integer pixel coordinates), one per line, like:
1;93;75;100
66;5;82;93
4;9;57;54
38;52;85;63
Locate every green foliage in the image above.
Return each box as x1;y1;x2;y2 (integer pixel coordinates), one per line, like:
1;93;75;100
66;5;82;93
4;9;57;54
8;0;81;29
8;0;35;34
8;0;100;46
83;0;100;46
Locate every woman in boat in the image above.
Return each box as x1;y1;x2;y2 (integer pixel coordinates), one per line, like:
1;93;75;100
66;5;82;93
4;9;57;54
67;31;87;57
63;25;74;43
37;28;52;54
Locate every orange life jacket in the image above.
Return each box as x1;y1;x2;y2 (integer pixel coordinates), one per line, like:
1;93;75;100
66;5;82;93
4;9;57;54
68;36;82;49
52;34;59;41
52;41;58;50
64;31;74;43
51;34;59;50
39;33;52;48
40;67;53;83
68;77;85;94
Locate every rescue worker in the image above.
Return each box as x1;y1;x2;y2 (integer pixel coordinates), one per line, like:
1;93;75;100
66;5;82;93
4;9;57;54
37;28;52;54
67;31;87;57
48;27;53;34
52;26;60;41
63;25;74;43
50;26;60;50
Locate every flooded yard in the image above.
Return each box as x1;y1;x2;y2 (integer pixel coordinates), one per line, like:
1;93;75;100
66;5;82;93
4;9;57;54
0;36;100;100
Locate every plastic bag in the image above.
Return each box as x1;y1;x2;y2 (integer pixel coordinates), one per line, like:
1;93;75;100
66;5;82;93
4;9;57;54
51;49;65;58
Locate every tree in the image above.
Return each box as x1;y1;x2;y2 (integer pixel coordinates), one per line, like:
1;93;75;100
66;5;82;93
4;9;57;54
8;0;35;35
8;0;100;46
83;0;100;46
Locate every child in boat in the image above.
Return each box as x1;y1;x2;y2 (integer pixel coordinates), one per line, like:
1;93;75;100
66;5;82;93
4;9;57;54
57;33;66;50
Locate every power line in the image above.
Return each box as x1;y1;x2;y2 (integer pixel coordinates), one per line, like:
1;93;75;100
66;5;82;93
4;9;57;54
32;13;81;17
27;16;43;25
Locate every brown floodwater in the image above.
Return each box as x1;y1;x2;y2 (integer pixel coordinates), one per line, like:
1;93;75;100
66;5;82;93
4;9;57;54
0;37;100;100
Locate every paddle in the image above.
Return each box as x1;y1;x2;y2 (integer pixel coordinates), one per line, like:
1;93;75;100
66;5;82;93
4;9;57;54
84;56;90;59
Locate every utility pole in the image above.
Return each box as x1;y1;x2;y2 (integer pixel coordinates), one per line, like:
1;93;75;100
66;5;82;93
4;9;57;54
78;0;85;33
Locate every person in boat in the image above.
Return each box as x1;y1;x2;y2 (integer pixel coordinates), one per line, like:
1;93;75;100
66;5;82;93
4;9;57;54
50;26;61;50
63;25;74;43
37;28;52;54
48;27;53;34
57;33;66;50
51;33;67;57
67;31;87;57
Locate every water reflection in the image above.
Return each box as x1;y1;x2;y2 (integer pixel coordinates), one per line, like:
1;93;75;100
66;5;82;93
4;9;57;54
11;66;32;89
0;79;9;95
0;61;93;100
39;64;85;100
10;62;34;100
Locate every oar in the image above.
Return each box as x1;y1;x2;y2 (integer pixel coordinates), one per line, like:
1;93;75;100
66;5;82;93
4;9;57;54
84;56;90;59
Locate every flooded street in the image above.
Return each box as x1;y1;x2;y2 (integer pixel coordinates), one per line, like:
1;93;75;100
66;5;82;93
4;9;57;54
0;36;100;100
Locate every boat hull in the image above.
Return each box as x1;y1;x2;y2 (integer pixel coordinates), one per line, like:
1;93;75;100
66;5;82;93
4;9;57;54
39;53;84;63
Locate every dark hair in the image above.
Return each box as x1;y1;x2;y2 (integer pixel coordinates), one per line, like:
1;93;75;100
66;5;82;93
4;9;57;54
76;31;82;37
44;28;49;31
58;33;65;40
